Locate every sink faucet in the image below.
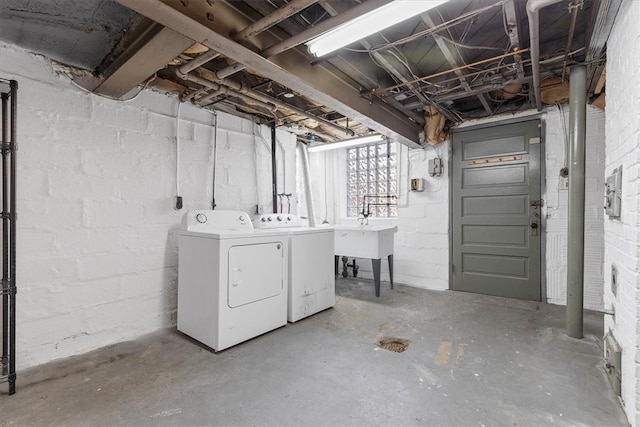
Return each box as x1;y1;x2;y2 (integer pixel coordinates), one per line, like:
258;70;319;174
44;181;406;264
361;194;397;219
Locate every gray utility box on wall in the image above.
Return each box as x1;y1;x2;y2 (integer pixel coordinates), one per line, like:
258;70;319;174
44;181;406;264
428;157;443;177
604;166;622;218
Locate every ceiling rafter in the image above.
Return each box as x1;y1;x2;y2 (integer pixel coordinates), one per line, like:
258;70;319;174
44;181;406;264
117;0;423;146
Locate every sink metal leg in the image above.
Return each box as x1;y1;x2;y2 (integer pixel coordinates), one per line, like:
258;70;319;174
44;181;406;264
388;254;394;289
341;256;349;278
372;258;381;297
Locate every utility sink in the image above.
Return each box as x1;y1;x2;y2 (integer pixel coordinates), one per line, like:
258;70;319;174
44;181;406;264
333;225;397;259
333;224;398;297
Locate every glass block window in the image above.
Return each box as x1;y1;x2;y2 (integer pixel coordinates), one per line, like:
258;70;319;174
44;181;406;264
347;141;397;217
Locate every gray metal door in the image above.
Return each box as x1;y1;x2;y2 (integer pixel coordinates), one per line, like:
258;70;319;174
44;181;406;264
451;120;541;301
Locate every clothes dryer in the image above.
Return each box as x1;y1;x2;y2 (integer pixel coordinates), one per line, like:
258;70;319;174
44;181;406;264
178;210;289;351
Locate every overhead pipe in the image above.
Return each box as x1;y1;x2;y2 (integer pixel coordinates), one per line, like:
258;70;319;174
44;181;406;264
561;2;581;83
566;65;587;339
527;0;564;111
233;0;318;42
298;142;317;226
180;72;278;112
186;69;354;136
178;49;221;75
195;88;226;106
213;0;390;80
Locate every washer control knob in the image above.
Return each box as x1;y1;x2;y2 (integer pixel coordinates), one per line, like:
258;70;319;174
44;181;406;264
287;216;292;221
261;217;266;222
239;215;245;221
195;213;207;224
267;217;272;222
277;216;282;221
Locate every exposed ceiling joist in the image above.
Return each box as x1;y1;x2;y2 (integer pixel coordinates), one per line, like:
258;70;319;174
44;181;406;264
116;0;422;147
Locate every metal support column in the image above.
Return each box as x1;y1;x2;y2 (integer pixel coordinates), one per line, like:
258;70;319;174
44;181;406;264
1;79;17;395
566;66;586;339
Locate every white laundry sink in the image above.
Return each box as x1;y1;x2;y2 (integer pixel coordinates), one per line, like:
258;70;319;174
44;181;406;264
333;224;398;259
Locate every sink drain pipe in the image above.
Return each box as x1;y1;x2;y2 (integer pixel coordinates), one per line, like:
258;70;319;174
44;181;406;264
566;65;587;339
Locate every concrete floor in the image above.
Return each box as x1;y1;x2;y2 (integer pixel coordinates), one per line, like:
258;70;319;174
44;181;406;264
0;279;628;426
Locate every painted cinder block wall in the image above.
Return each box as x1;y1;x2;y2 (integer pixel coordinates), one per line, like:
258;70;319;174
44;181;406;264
603;0;640;424
310;108;605;311
0;42;297;370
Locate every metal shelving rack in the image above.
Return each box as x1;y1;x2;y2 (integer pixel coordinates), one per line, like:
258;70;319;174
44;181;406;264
1;79;17;395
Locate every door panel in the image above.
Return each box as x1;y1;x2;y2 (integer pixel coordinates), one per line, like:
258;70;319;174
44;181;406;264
228;242;284;308
452;120;541;301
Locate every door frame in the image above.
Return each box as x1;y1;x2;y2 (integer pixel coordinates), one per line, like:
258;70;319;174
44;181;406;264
448;113;546;301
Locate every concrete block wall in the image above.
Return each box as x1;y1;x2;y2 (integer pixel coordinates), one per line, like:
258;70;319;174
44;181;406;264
603;1;640;424
0;42;296;369
544;105;605;311
393;144;450;289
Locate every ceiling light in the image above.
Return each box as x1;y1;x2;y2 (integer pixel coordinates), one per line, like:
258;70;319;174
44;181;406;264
306;0;449;57
307;134;385;152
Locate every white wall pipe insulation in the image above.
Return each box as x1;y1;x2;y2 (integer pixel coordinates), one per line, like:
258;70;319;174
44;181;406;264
297;142;317;227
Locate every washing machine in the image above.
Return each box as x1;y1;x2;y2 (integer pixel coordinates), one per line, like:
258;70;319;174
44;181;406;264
177;210;289;351
254;214;335;322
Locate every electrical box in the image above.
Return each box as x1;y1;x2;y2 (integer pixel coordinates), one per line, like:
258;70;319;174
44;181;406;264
410;178;425;192
429;158;443;177
604;166;622;218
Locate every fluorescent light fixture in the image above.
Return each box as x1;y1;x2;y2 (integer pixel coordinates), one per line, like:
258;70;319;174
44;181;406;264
306;0;449;57
307;134;385;152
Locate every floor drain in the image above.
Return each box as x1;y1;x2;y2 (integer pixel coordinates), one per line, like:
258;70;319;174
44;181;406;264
378;337;410;353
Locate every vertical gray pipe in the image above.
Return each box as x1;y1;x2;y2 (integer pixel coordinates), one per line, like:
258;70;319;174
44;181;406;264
566;65;587;339
298;143;317;227
1;91;8;377
271;124;278;214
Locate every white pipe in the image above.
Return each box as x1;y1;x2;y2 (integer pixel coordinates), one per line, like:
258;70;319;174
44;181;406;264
527;0;563;111
298;142;317;227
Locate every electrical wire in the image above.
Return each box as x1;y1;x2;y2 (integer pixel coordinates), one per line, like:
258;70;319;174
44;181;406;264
370;1;505;52
439;36;507;53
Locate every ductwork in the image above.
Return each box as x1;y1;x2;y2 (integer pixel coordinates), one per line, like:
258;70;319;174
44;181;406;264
527;0;563;111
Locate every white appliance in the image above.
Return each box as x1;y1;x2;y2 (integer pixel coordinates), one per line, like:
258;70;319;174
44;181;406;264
255;214;335;322
178;210;289;351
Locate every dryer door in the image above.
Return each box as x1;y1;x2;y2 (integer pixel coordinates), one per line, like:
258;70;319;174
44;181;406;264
228;242;284;308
